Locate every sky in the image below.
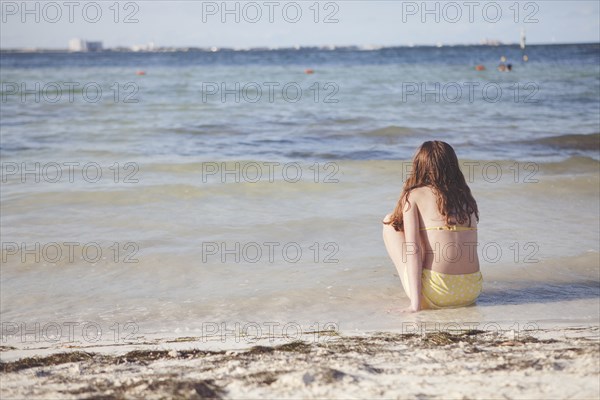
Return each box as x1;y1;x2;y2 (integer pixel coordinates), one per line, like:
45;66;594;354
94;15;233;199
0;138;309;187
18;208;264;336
1;0;599;49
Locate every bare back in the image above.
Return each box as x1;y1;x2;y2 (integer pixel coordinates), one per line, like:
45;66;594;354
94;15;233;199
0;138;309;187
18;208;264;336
408;186;480;275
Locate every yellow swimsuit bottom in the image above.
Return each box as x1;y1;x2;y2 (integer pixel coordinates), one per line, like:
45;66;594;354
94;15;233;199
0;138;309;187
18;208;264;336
403;267;483;309
411;224;482;308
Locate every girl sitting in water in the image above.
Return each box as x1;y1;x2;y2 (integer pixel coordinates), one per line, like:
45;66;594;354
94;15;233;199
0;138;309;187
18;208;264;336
383;141;482;312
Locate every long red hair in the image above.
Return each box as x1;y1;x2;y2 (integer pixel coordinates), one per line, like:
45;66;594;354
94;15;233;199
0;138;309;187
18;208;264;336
384;141;479;231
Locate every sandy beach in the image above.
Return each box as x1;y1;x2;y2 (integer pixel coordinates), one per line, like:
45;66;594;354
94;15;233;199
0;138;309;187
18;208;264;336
1;326;598;399
2;6;599;399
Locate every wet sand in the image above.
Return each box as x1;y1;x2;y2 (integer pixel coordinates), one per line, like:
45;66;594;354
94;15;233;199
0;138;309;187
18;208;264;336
1;326;598;399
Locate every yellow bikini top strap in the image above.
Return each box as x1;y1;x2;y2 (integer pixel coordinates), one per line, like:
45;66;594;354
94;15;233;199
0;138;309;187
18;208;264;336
421;226;477;231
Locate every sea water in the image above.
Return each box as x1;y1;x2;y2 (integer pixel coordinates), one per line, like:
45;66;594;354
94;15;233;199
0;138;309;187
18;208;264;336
1;44;598;345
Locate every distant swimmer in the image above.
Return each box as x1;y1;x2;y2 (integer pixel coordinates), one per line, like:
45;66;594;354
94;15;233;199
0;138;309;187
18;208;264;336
305;69;315;74
475;64;486;71
498;60;513;72
497;56;511;72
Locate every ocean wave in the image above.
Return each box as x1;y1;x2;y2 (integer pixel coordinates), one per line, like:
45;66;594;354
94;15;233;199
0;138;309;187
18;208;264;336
359;125;423;137
531;155;600;174
522;133;600;151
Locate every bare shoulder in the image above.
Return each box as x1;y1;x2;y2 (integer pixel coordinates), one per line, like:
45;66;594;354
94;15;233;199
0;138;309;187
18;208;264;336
403;187;425;211
406;186;433;202
404;186;436;211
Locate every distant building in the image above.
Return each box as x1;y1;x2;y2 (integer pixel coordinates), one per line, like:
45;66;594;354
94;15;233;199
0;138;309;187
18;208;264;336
68;39;103;52
85;41;103;52
131;42;156;52
480;39;503;46
68;38;85;52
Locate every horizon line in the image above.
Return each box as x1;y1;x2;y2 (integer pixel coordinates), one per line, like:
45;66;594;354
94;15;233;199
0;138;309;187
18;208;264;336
1;40;598;52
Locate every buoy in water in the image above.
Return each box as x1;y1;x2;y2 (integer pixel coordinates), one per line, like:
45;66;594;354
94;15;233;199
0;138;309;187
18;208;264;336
304;68;315;74
475;65;486;71
136;70;146;75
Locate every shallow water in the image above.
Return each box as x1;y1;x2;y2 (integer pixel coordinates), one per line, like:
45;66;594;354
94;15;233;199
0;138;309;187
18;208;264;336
1;45;599;345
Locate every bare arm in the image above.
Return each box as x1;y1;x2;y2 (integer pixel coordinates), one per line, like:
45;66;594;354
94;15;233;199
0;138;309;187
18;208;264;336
403;193;423;311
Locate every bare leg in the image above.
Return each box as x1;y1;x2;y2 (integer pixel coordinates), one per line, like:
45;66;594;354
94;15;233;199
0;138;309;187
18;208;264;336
382;214;412;301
